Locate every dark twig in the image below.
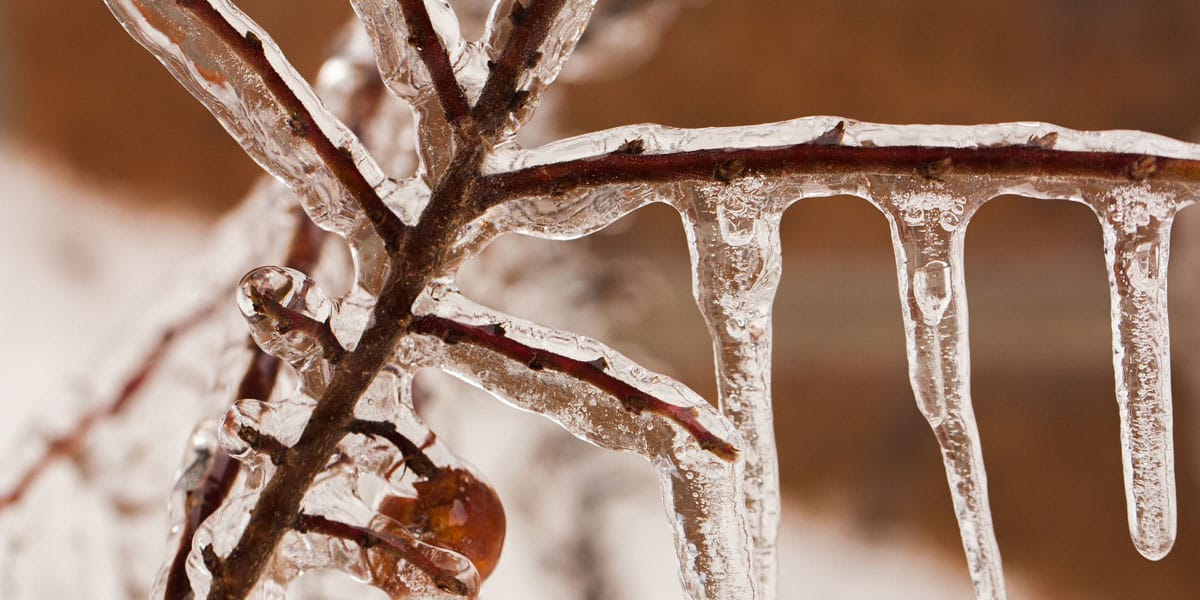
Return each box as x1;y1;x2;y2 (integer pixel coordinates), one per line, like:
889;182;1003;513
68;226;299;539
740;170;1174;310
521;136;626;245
410;315;739;461
294;512;471;596
472;0;570;136
177;1;407;249
348;419;440;478
396;0;474;137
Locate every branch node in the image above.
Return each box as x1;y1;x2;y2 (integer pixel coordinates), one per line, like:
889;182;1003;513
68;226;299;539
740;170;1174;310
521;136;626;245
921;157;954;182
616;139;645;155
1129;155;1157;181
715;158;746;183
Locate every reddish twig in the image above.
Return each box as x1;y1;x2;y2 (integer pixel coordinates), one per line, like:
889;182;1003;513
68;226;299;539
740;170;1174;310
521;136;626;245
293;512;471;596
479;138;1200;208
348;419;440;478
472;0;568;135
395;0;474;136
410;315;739;461
178;0;407;249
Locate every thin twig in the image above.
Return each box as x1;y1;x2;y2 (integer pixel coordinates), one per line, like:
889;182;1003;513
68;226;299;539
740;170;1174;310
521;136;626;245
0;305;214;511
410;315;739;461
348;419;441;478
472;0;569;136
177;0;407;248
396;0;475;137
294;512;471;596
479;140;1200;208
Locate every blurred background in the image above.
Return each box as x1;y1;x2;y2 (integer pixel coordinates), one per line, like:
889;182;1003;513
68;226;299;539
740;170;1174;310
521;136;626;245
4;1;1200;598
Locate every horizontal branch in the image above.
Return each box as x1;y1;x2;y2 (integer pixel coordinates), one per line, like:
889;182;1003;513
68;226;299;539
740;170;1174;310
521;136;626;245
479;122;1200;207
409;315;738;461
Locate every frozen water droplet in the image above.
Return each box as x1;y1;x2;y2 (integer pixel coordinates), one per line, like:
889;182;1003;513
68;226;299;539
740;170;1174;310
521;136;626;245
913;260;952;325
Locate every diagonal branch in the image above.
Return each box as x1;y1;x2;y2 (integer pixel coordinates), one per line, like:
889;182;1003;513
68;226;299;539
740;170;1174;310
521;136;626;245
409;314;738;461
473;0;571;136
394;0;474;133
104;0;406;247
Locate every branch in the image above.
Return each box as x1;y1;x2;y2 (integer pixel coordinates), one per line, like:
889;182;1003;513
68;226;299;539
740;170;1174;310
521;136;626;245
410;315;738;461
473;0;570;136
0;305;214;511
478;120;1200;208
395;0;474;133
348;419;441;478
293;513;472;596
105;0;406;247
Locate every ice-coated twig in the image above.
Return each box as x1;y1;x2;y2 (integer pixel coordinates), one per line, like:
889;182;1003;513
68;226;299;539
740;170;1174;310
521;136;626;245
101;0;405;243
293;513;472;596
412;292;752;599
480;119;1200;209
410;313;738;460
475;0;596;137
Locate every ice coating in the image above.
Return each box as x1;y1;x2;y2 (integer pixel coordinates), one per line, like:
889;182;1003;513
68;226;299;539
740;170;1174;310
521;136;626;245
1091;184;1185;560
193;360;498;598
101;0;394;239
87;0;1200;595
869;179;1004;599
414;292;754;599
675;179;786;595
479;0;599;136
349;0;478;181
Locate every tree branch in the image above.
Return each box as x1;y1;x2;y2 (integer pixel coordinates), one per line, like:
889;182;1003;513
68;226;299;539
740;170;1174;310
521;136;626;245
293;512;471;596
395;0;474;136
473;0;569;136
348;419;441;479
478;125;1200;208
175;0;407;247
409;315;738;461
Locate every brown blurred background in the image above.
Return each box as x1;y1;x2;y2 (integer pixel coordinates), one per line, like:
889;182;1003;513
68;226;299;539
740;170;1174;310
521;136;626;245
4;1;1200;598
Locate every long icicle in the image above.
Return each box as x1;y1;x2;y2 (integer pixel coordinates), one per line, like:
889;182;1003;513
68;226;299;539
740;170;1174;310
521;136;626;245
1092;184;1181;559
676;180;785;596
874;184;1005;600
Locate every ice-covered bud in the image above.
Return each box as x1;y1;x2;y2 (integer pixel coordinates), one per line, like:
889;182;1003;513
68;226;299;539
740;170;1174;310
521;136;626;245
237;266;339;370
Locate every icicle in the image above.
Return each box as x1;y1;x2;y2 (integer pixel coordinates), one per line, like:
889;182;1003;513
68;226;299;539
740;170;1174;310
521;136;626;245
674;179;785;596
414;292;753;600
1091;184;1181;559
870;179;1005;599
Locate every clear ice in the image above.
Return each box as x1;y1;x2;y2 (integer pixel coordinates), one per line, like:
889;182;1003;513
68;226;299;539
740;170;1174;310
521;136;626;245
82;0;1200;598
